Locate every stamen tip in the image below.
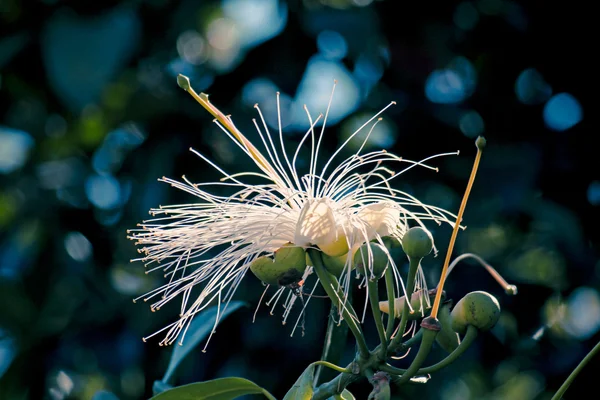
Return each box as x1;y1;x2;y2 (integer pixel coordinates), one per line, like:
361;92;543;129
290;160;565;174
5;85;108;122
476;136;487;150
505;285;518;295
176;74;191;91
391;101;397;105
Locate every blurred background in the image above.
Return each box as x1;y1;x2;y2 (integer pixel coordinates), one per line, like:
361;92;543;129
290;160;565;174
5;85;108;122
0;0;597;399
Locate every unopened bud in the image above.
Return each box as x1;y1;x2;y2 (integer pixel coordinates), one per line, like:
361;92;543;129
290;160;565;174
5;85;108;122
354;243;388;280
401;227;433;259
451;291;500;335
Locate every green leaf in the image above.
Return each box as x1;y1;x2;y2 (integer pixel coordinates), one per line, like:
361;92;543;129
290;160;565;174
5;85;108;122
150;378;276;400
162;301;247;383
283;364;315;400
331;389;355;400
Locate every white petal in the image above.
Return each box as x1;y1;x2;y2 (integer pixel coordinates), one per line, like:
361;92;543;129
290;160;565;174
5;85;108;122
357;202;401;239
294;198;337;248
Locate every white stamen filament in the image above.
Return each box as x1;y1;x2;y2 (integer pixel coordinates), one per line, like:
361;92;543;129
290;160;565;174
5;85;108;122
130;81;458;346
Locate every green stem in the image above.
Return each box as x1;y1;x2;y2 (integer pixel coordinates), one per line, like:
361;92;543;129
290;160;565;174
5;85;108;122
551;339;600;400
314;304;350;387
312;361;353;374
313;371;361;400
367;278;387;351
363;367;375;379
378;363;406;375
309;249;370;359
381;325;478;376
418;325;478;374
390;256;421;350
384;266;396;340
400;328;423;351
394;325;437;385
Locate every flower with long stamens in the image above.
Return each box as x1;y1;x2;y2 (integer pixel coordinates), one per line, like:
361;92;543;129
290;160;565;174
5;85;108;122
128;75;459;346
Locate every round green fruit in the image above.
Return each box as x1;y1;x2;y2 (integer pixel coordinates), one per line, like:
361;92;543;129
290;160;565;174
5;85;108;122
354;243;389;280
401;227;433;259
451;290;501;335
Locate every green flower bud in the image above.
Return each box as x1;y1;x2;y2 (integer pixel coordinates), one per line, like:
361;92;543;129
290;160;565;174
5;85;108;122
401;227;433;259
354;243;388;280
451;290;501;335
322;252;352;278
250;243;306;286
435;300;460;353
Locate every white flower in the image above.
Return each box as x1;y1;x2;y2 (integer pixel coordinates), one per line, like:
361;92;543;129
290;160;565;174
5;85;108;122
129;77;458;346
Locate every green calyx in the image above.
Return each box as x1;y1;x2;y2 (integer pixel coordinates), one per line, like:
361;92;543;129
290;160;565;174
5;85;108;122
354;243;389;280
401;227;433;259
451;290;501;335
250;243;307;286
